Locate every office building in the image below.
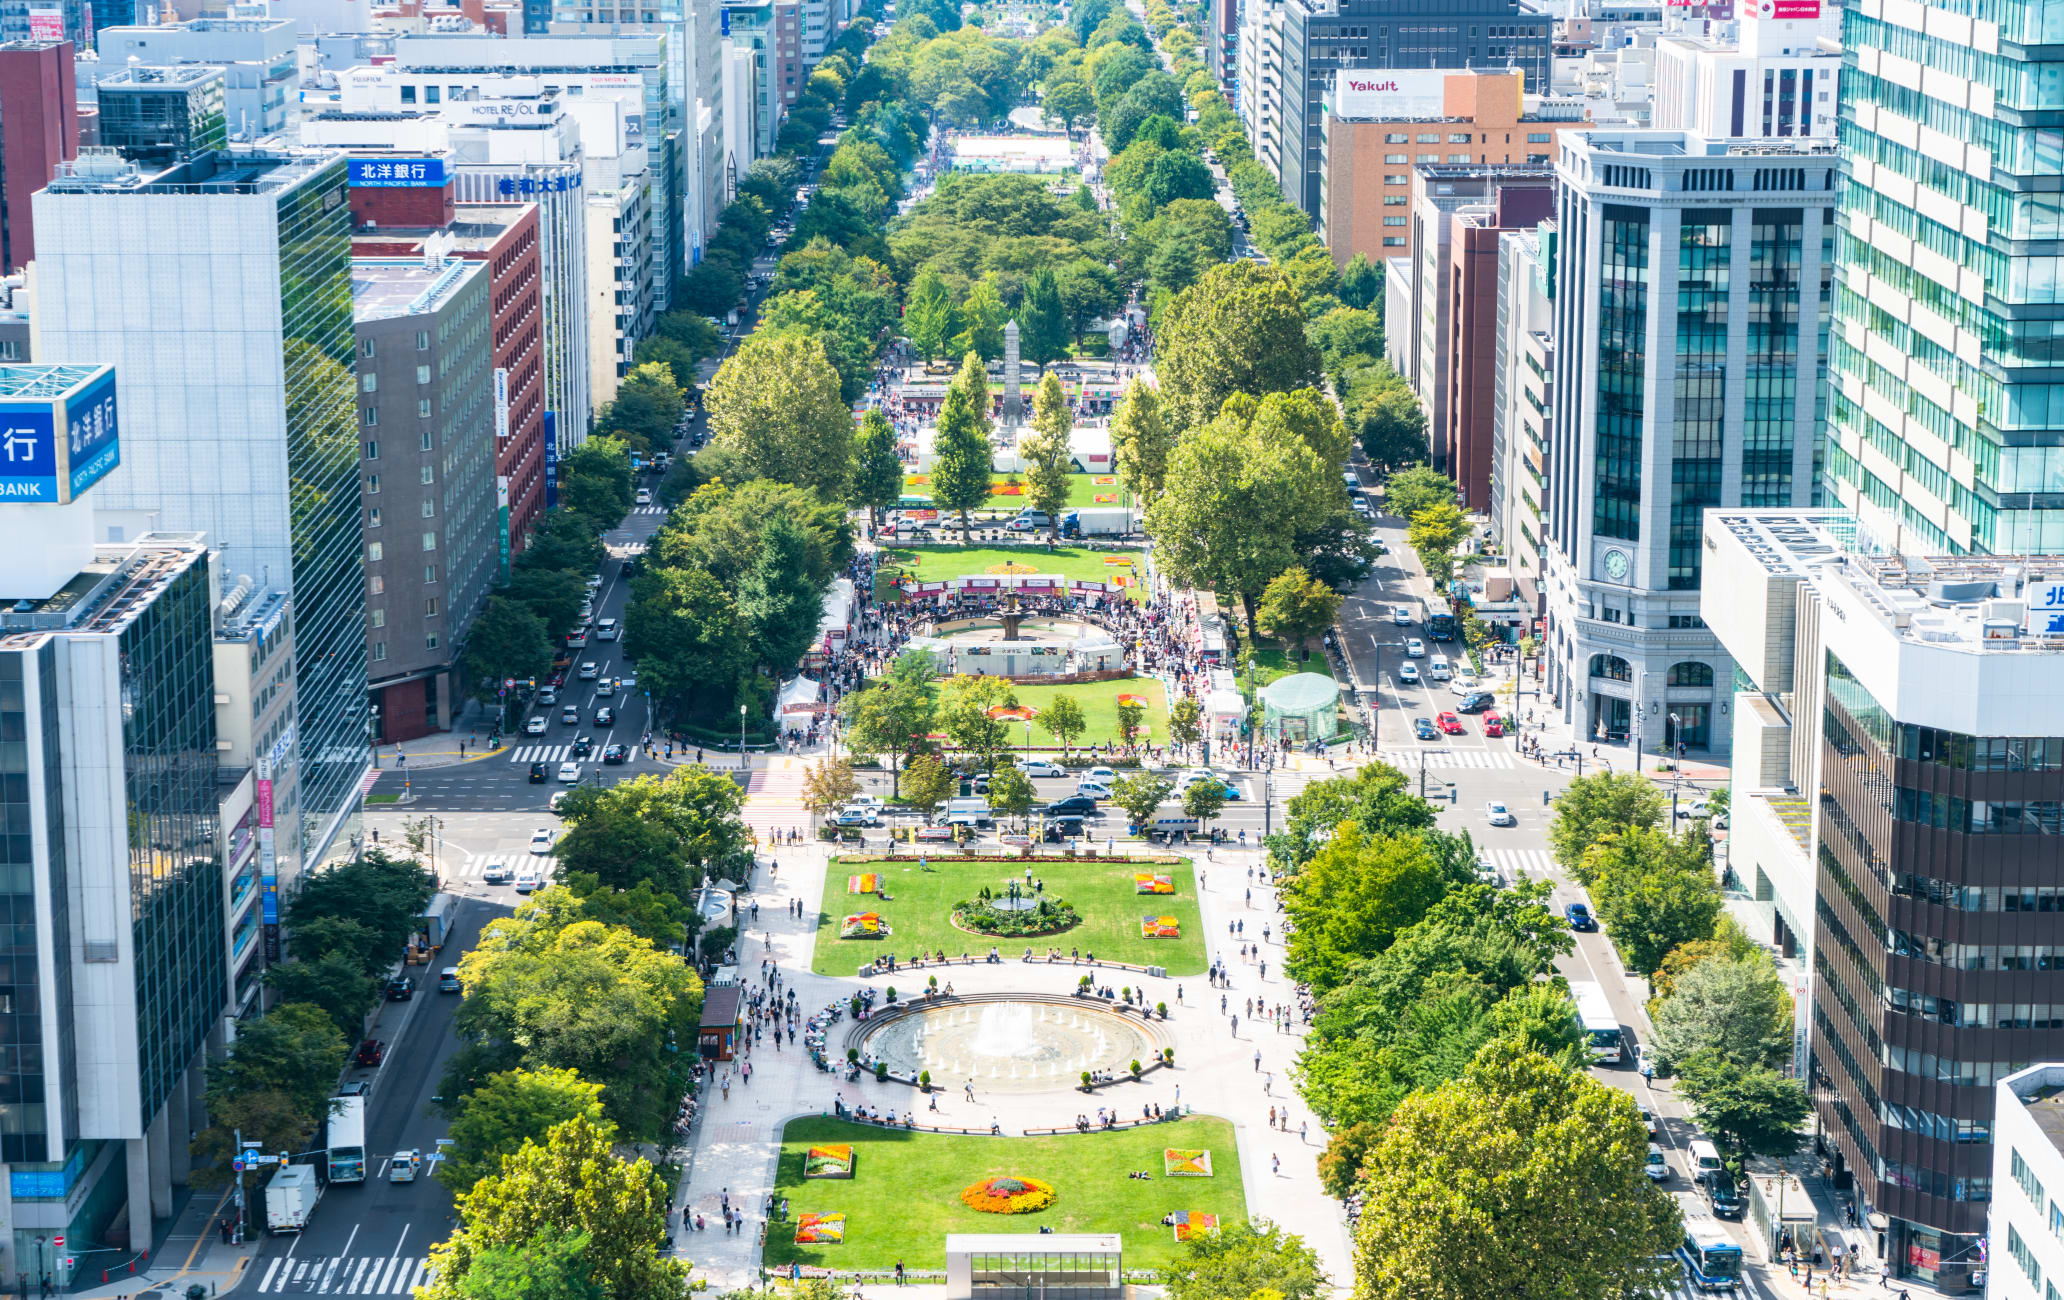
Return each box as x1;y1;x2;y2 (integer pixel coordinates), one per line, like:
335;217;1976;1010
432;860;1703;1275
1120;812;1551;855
94;65;230;165
1652;7;1838;141
1992;1064;2064;1300
1824;0;2063;555
1275;0;1551;218
724;0;802;156
0;40;78;275
93;19;299;140
1318;69;1579;266
350;186;548;563
1701;510;2064;1295
1540;128;1836;760
351;255;498;741
1488;224;1551;614
33;148;371;862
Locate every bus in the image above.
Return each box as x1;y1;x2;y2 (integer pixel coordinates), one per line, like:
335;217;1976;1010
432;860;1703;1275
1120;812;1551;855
1677;1227;1744;1293
1569;980;1625;1064
326;1094;367;1185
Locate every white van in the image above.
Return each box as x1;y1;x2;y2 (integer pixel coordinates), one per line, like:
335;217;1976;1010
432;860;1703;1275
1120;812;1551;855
1689;1139;1723;1177
1427;655;1453;682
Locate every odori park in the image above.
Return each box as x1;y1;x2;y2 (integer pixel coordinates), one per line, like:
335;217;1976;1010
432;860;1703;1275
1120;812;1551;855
704;840;1329;1292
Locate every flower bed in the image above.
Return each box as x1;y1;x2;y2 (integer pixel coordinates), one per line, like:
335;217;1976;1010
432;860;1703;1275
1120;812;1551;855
1140;916;1180;939
795;1212;846;1244
960;1175;1057;1215
1164;1149;1213;1177
848;874;879;895
805;1145;854;1179
1170;1212;1218;1241
842;912;891;939
1134;873;1173;895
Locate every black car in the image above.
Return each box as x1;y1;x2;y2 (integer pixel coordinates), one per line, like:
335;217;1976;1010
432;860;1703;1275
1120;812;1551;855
572;735;594;758
529;761;549;783
602;743;630;765
1413;717;1439;740
1041;795;1097;817
385;975;415;1001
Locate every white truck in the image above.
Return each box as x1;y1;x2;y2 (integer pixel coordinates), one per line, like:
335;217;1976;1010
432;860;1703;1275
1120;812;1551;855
265;1164;321;1234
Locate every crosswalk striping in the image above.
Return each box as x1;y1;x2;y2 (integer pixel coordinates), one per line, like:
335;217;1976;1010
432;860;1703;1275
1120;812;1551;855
255;1254;435;1294
1375;748;1515;770
1479;847;1555;879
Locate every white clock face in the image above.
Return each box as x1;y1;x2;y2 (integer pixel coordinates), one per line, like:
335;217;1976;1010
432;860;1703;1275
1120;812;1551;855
1603;548;1630;581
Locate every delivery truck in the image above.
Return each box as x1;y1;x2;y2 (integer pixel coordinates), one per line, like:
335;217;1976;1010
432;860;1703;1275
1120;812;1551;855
265;1164;321;1234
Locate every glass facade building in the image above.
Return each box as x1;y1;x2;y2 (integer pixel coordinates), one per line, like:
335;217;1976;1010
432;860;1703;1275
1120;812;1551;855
1826;0;2064;553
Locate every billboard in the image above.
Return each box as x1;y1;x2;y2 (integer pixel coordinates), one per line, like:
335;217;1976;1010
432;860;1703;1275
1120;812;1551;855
27;7;63;38
347;156;446;188
1330;69;1451;121
0;365;120;504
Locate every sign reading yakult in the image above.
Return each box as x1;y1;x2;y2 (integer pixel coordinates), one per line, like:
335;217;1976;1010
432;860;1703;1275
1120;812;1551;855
1331;69;1450;120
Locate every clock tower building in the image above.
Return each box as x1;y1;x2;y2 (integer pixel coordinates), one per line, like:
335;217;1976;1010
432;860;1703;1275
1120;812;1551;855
1538;126;1837;761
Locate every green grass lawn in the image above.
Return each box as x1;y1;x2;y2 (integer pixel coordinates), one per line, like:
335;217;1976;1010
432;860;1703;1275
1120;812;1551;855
1005;676;1168;748
766;1116;1246;1272
813;853;1205;975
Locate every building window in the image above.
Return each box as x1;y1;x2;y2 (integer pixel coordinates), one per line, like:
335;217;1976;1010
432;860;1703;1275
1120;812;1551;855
367;542;383;562
423;532;438;552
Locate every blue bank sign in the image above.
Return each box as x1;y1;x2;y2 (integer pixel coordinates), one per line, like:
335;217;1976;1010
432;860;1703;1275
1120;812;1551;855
0;365;119;504
349;156;447;188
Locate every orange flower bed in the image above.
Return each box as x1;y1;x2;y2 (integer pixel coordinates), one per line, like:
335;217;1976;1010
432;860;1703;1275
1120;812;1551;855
960;1175;1057;1214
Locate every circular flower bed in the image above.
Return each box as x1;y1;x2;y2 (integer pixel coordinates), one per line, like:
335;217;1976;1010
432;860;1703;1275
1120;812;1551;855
961;1175;1057;1214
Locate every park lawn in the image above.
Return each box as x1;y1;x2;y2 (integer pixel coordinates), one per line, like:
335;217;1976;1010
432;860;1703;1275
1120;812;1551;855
812;853;1206;975
767;1116;1246;1273
1006;676;1168;748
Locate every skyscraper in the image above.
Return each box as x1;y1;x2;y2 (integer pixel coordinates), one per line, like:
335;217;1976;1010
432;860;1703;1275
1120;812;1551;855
33;149;371;863
1824;0;2063;554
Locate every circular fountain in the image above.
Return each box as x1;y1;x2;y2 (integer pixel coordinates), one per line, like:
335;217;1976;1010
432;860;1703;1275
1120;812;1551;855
853;996;1163;1093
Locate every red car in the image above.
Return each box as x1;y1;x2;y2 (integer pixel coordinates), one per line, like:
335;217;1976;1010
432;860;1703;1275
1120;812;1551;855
1482;712;1506;737
1436;712;1466;735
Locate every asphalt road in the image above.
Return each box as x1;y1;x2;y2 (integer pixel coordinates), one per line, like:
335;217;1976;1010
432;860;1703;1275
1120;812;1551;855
241;897;508;1296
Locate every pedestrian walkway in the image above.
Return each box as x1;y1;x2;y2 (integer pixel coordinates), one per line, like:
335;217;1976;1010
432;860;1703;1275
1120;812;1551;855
1375;747;1516;770
743;758;814;839
251;1252;435;1295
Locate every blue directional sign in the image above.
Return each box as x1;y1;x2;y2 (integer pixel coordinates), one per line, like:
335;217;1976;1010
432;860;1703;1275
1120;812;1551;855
0;364;120;504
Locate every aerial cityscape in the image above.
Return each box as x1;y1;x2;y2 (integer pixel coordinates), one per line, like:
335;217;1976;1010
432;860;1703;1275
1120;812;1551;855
0;0;2047;1296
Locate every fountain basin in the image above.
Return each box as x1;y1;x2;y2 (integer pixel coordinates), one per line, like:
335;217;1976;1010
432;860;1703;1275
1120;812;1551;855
850;995;1166;1094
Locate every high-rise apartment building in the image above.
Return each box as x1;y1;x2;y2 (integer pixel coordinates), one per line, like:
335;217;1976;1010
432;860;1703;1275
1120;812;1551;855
1275;0;1551;218
0;40;77;275
1701;510;2064;1295
94;65;230;165
1824;0;2064;555
33;149;371;862
1541;128;1836;760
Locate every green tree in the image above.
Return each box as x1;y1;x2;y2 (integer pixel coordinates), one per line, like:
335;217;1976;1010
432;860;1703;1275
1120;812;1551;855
1109;377;1174;503
461;596;554;711
190;1003;348;1192
705;333;855;495
1021;373;1075;541
902;752;957;822
986;764;1038;827
264;953;380;1040
1254;566;1342;661
440;1067;611;1194
1155;261;1322;431
1580;826;1722;981
737;513;825;675
1353;1042;1680;1300
1110;771;1175;830
1018;266;1070;365
1675;1051;1811;1165
851;411;906;530
1382;464;1457;522
1042;693;1087;752
1647;955;1794;1072
903;267;960;362
1164;1221;1329;1300
423;1117;687;1300
930;352;997;533
452;1227;605;1300
1547;771;1667;875
841;652;940;794
1283;824;1448;994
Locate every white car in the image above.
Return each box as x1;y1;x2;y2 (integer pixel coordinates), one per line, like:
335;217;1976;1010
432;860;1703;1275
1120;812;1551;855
635;488;652;504
1485;801;1516;827
578;661;601;680
1397;662;1421;686
1075;780;1113;799
557;761;581;783
1405;638;1426;658
524;716;548;735
1392;605;1413;625
529;827;556;853
1017;759;1066;778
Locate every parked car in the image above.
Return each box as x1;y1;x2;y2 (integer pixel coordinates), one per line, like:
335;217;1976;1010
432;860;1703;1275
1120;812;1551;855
528;762;549;783
602;743;630;765
1485;801;1516;827
1565;902;1597;932
385;975;414;1001
1413;717;1438;740
525;716;549;735
1436;712;1466;735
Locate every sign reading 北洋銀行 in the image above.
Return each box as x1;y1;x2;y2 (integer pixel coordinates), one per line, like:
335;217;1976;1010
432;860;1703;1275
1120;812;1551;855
0;365;120;504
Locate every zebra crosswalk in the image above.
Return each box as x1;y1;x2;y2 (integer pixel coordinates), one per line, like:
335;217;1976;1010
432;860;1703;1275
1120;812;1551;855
255;1253;435;1295
1375;747;1515;770
1478;847;1555;879
509;743;574;763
